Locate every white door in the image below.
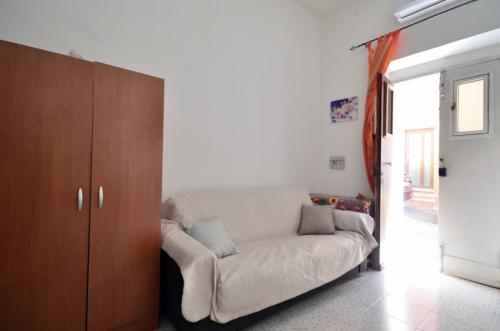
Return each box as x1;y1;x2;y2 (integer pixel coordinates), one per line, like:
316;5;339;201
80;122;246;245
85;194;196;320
374;74;395;270
439;59;500;288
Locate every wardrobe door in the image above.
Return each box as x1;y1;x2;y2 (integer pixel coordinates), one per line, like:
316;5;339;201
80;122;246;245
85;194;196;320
0;41;93;330
88;63;164;331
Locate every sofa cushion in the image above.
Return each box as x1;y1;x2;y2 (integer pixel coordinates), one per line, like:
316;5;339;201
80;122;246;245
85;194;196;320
310;194;373;216
298;205;336;235
335;199;372;215
210;232;372;323
183;218;239;258
165;187;312;244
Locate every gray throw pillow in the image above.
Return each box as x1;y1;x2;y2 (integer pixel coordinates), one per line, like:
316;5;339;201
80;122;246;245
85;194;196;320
298;205;336;235
183;218;239;258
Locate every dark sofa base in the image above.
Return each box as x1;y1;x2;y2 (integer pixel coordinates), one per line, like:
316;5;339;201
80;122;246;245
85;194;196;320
160;250;367;331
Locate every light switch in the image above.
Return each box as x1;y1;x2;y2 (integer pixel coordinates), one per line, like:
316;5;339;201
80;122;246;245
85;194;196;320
330;156;345;170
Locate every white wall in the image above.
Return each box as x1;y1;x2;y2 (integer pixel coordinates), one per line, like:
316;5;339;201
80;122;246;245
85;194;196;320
319;0;500;197
3;0;500;201
0;0;322;198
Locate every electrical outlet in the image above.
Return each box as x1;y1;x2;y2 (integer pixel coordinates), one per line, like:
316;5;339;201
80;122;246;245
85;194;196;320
329;156;345;170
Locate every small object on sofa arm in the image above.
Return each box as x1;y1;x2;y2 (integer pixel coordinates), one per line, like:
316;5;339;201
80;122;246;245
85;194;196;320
298;205;336;235
161;219;218;322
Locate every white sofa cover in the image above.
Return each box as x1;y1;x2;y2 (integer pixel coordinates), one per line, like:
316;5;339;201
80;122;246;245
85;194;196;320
161;187;377;323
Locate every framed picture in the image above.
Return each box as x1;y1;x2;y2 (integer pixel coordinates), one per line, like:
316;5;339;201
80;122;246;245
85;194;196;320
330;96;359;123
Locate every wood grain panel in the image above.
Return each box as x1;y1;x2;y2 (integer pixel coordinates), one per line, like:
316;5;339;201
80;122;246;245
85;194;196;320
87;63;164;331
0;40;93;330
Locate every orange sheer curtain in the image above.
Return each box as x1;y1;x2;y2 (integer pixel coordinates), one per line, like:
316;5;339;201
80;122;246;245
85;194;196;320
363;31;400;193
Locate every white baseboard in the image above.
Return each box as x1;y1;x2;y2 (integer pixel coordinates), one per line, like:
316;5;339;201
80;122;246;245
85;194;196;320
442;255;500;288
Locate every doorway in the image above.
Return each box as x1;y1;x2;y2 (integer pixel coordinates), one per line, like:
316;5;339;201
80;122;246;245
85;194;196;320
383;73;441;272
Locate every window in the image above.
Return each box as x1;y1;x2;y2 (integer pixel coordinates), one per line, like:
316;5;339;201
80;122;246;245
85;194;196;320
452;74;489;136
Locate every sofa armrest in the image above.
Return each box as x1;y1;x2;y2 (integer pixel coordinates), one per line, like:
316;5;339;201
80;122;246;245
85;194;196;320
333;210;378;250
161;220;218;322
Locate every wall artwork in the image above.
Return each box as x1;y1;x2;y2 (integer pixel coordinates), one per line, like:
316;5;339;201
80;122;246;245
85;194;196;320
330;96;359;123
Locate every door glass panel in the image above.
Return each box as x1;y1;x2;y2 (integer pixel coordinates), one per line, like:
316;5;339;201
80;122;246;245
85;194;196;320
455;76;487;134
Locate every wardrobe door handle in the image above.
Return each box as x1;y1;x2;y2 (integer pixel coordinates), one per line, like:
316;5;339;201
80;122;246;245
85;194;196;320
77;188;83;211
98;186;104;209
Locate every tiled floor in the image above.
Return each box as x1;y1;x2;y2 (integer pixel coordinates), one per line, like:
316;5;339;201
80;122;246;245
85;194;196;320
158;218;500;330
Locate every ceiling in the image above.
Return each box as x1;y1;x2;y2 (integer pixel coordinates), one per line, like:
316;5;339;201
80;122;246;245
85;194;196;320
294;0;352;18
388;27;500;74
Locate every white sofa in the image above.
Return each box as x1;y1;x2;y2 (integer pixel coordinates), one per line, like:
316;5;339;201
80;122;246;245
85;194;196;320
160;187;377;325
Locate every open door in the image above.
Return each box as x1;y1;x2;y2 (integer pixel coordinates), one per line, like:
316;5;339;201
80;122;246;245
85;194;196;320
438;60;500;287
373;73;395;270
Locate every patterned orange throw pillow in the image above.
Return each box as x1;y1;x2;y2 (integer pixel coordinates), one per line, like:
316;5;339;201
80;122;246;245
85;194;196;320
310;194;373;217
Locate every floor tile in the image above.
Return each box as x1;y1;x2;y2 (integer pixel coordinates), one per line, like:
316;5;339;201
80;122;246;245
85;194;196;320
389;285;441;310
486;307;500;331
434;296;497;330
349;307;413;331
156;313;175;331
338;282;393;308
320;295;371;321
417;311;479;331
247;303;354;331
373;294;432;328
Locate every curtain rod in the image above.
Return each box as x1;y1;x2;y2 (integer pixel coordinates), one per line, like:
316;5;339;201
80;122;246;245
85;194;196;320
349;0;478;51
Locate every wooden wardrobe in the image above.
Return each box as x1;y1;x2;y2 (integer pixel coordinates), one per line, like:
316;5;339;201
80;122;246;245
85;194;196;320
0;40;164;331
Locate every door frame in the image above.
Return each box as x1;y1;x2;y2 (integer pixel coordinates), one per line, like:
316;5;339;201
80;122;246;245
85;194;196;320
375;50;500;271
374;69;443;270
